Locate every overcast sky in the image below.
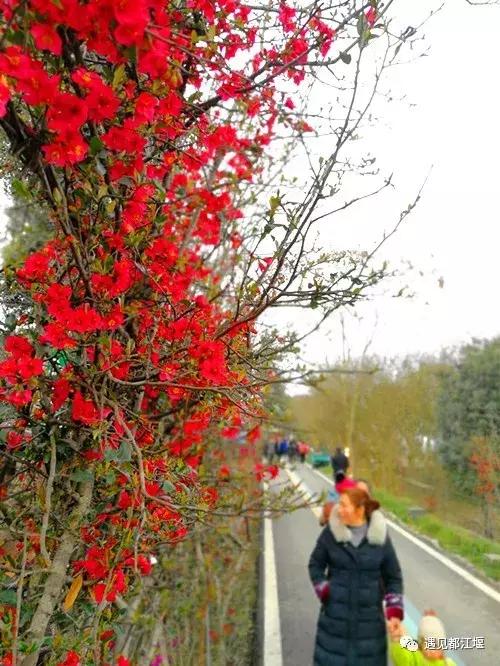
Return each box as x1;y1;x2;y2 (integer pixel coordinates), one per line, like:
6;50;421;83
264;0;500;375
0;1;498;375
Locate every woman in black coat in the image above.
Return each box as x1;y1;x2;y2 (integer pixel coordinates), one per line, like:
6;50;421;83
308;487;404;666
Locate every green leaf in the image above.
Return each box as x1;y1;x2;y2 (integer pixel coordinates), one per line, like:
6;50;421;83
0;589;17;605
268;195;281;216
89;136;104;155
71;469;94;482
112;64;127;89
162;480;176;493
11;179;31;200
104;470;117;485
339;51;352;65
356;13;365;38
104;439;132;463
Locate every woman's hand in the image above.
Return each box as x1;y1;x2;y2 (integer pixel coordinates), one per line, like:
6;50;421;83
313;581;330;603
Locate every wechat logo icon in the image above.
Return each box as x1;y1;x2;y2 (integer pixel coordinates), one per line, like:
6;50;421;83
400;636;418;652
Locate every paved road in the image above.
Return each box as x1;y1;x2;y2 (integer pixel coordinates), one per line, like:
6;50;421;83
266;463;500;666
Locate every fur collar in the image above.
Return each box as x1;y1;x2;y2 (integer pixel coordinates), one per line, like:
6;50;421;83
328;505;387;546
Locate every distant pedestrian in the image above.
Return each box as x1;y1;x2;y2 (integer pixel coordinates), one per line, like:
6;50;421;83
273;439;280;462
298;441;310;463
331;446;349;480
309;487;404;665
277;437;289;463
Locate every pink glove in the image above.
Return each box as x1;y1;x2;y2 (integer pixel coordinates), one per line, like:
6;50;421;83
314;581;330;603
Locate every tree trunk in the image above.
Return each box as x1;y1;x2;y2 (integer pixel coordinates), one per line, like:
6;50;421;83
21;477;94;666
483;500;494;540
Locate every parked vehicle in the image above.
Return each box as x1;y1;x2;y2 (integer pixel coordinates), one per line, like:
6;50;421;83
309;450;331;468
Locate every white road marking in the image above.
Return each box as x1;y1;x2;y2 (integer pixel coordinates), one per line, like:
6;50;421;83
286;467;322;518
307;464;500;605
263;482;283;666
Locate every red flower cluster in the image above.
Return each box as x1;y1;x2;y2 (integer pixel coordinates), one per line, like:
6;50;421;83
0;0;341;658
0;336;44;407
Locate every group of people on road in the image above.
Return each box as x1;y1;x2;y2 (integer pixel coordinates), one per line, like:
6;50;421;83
263;435;311;464
307;448;457;666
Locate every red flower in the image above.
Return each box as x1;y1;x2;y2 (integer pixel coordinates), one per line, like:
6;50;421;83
365;7;377;27
117;657;131;666
1;652;13;666
267;465;279;479
221;426;239;440
247;425;261;443
258;256;273;272
134;91;159;123
4;335;34;358
46;93;88;133
40;322;77;350
71;391;100;426
52;377;72;411
158;91;183;117
31;23;63;56
92;582;107;603
278;3;296;33
124;554;152;576
82;75;121;122
102;121;146;154
218;465;231;479
254;463;265;482
75;546;108;579
57;652;80;666
64;304;104;334
16;356;44;380
42;134;88;167
0;358;19;383
17;251;51;282
113;0;149;46
6;431;24;450
117;490;133;509
6;389;33;407
46;283;72;313
203;486;218;506
100;629;114;641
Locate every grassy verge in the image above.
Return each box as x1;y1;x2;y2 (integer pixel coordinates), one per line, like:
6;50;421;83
375;487;500;582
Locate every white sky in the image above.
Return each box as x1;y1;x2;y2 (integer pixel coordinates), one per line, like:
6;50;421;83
264;0;500;374
0;1;498;373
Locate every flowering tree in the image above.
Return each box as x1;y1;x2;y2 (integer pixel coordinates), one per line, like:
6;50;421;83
469;436;500;539
0;0;417;663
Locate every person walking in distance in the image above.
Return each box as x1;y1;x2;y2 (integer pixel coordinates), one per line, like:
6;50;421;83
331;446;349;480
298;440;310;463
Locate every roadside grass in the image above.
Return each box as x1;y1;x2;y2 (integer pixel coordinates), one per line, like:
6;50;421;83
375;487;500;582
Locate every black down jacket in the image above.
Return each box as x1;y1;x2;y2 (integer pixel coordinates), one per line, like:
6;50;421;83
308;507;403;666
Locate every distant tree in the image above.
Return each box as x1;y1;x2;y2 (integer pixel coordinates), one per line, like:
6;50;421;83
437;338;500;506
289;357;442;490
469;436;500;538
1;197;53;267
